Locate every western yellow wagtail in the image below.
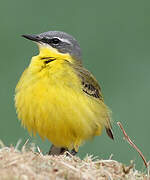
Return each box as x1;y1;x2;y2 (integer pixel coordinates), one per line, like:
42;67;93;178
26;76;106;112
15;31;114;155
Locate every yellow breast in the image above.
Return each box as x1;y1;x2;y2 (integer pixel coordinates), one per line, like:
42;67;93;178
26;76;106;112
15;54;107;150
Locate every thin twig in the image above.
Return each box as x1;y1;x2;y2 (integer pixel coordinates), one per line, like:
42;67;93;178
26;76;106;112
37;146;43;156
21;139;29;152
117;122;148;168
15;139;22;150
0;140;5;148
147;161;150;179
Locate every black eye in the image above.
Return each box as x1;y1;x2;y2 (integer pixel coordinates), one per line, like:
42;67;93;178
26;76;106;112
51;38;61;44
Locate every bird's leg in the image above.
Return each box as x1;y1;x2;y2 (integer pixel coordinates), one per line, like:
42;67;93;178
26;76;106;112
48;144;68;155
70;148;77;156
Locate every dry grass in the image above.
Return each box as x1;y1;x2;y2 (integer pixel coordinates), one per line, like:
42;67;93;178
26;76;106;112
0;141;148;180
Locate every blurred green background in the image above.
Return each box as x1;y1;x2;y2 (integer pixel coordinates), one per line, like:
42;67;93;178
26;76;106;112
0;0;149;170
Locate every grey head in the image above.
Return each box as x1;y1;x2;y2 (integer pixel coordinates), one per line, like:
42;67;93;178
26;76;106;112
22;31;82;61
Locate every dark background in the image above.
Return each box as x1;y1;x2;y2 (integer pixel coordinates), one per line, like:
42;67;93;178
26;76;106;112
0;0;149;169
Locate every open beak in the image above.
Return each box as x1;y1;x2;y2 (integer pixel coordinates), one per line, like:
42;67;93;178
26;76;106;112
22;34;42;42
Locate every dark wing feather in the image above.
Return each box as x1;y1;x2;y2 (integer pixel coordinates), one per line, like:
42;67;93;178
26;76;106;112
82;82;102;99
71;64;103;100
70;63;114;140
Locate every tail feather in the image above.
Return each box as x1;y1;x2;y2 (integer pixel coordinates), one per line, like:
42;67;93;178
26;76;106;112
106;127;114;140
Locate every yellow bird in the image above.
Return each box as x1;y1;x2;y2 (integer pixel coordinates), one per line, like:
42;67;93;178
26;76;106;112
15;31;114;155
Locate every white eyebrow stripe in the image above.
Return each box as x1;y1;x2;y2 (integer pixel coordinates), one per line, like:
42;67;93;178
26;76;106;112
54;37;71;44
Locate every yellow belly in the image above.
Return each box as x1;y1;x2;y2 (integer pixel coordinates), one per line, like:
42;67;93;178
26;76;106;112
15;60;107;150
